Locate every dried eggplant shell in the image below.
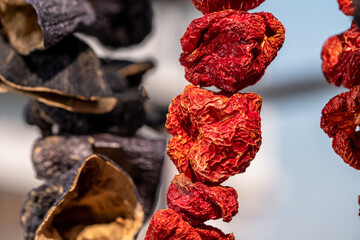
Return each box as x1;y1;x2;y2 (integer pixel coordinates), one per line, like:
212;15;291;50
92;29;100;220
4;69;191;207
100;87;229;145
21;154;144;240
0;36;117;114
79;0;153;47
0;0;95;55
31;134;166;220
25;87;146;136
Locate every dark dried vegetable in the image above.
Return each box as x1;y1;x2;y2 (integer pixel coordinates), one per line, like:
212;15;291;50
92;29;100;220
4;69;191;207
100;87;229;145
31;134;166;219
0;0;95;55
144;209;234;240
166;174;238;225
166;85;262;184
25;88;146;137
321;85;360;170
0;35;116;114
190;0;265;14
21;154;144;240
79;0;153;48
338;0;355;16
321;22;360;89
180;10;285;92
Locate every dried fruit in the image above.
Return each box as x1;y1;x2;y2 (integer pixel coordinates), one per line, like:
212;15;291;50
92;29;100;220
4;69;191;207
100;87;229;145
321;86;360;170
31;134;166;220
144;209;234;240
166;174;238;224
321;22;360;89
190;0;265;14
180;10;285;92
166;85;262;184
0;0;95;55
20;154;144;240
338;0;355;16
79;0;153;48
0;35;116;114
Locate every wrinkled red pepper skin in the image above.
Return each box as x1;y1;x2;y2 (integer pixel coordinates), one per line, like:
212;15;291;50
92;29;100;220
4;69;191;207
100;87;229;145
337;0;354;16
166;174;238;225
321;86;360;170
190;0;265;14
321;22;360;89
166;85;262;184
180;10;285;92
144;209;234;240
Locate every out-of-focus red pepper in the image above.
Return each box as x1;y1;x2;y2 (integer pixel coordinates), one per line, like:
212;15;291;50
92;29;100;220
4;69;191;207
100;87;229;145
337;0;355;16
321;22;360;89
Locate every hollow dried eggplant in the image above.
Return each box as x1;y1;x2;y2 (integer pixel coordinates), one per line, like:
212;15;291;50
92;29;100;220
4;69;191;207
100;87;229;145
79;0;153;47
0;35;116;114
0;0;95;55
32;134;166;220
21;154;144;240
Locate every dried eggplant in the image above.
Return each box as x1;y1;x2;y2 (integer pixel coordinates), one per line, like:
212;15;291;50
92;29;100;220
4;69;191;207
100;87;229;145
79;0;153;47
0;35;117;114
0;0;95;55
25;87;146;136
31;134;166;220
21;154;144;240
24;59;154;136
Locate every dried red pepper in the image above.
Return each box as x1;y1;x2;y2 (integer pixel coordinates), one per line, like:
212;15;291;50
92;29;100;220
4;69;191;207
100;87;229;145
144;209;234;240
321;22;360;89
190;0;265;14
321;85;360;170
166;85;262;184
337;0;355;16
166;174;238;224
180;10;285;92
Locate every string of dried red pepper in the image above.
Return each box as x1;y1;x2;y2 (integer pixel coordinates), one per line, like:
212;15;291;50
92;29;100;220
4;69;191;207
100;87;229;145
145;1;285;238
320;0;360;216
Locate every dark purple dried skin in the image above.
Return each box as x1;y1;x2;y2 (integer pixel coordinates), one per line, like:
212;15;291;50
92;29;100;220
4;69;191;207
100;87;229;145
24;0;95;48
79;0;153;47
31;134;166;220
21;155;144;240
25;88;146;137
0;0;95;55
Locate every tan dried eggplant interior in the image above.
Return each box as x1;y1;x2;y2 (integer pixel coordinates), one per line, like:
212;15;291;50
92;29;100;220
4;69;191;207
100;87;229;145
0;0;44;55
36;156;144;240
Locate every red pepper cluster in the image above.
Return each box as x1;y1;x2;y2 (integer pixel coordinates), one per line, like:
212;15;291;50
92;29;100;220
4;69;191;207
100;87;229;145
145;1;285;239
320;0;360;215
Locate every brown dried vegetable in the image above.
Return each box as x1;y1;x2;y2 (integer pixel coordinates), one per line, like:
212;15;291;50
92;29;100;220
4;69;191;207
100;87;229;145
21;154;144;240
31;134;166;220
166;85;262;184
166;174;238;225
0;0;95;55
0;35;116;114
180;10;285;92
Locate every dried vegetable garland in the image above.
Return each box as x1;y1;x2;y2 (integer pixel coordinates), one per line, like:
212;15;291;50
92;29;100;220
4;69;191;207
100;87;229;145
0;0;168;239
320;0;360;215
145;1;285;238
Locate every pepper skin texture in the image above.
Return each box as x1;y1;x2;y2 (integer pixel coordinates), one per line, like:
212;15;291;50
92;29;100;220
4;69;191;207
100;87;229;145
190;0;265;14
144;209;234;240
166;174;238;224
166;85;262;184
321;22;360;89
180;10;285;92
321;85;360;170
337;0;354;16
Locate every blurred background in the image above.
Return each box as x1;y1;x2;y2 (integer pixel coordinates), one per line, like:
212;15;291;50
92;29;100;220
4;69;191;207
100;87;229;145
1;0;360;239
